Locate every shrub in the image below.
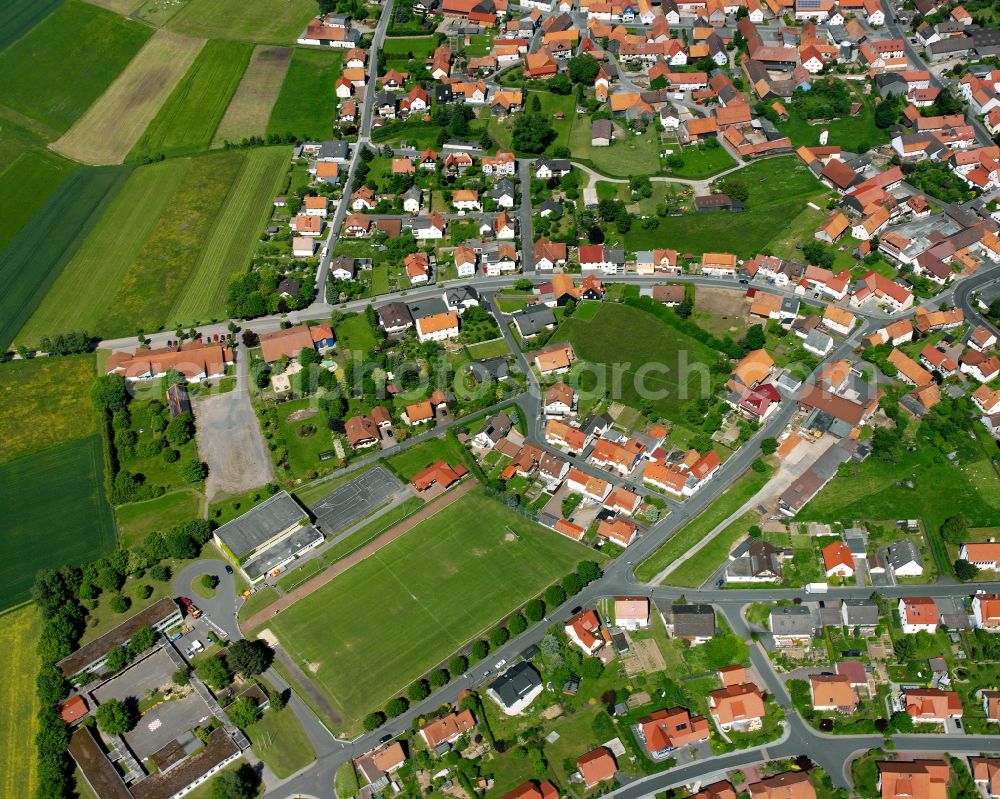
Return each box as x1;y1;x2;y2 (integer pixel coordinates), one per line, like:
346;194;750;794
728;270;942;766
134;584;152;600
109;594;129;613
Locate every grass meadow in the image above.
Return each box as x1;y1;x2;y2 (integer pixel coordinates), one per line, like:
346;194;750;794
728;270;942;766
17;158;188;345
52;29;206;164
169;145;290;322
269;490;592;730
550;302;722;422
267;48;343;140
116;489;204;549
0;355;97;464
0;436;117;609
0;0;151;132
0;605;42;799
621;156;827;255
130;38;253;160
212;45;293;146
96;150;245;336
0;165;130;351
0;150;75;252
167;0;317;43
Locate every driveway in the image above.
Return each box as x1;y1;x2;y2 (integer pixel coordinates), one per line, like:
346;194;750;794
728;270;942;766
195;342;274;502
172;560;240;641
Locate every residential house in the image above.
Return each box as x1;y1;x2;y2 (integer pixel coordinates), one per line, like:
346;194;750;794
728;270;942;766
708;682;766;731
903;688;963;722
615;596;650;630
487;663;544;715
415;311;459;343
663;603;717;644
637;707;710;757
769;606;814;647
565;609;606;655
810;674;858;712
577;748;618;789
898;596;938;634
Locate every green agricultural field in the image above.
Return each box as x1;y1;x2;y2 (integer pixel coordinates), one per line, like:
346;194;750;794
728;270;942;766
267;49;344;140
0;0;63;51
0;164;130;351
0;0;151;132
0;605;42;799
0;436;116;609
130;39;254;160
212;45;294;146
96;150;245;336
622;156;826;255
167;0;317;43
0;118;44;173
269;489;594;730
0;354;97;465
0;149;75;252
169;146;289;323
17;159;187;345
550;302;721;422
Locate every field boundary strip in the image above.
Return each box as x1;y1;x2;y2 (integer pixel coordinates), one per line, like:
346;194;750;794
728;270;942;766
50;29;206;165
245;480;477;630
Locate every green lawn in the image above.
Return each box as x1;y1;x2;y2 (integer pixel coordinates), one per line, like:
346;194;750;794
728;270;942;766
384;435;471;481
0;0;151;133
466;338;511;359
549;302;721;422
167;0;317;43
799;436;1000;574
130;39;254;160
0;354;97;465
16;158;186;345
621;156;826;256
168;145;290;324
662;143;735;179
95;150;246;337
238;585;280;623
116;490;204;549
777;85;888;152
274;398;339;478
0;164;131;351
0;150;75;254
269;489;596;731
567;116;664;177
0;436;116;609
267;48;343;140
490;91;576;153
247;703;316;778
335;313;378;355
637;465;774;583
664;510;762;588
382;36;438;59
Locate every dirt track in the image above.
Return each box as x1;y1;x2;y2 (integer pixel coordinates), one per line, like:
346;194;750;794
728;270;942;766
243;479;477;630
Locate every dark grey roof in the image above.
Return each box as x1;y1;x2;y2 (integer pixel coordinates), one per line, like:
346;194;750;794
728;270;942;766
469;358;509;383
329;256;356;278
490;179;515;198
377;301;413;329
729;538;783;578
489;662;542;708
214;492;307;558
842;598;879;627
605;246;625;264
928;37;971;54
592;118;613;139
881;540;922;571
407;297;449;320
769;605;814;635
539;200;562;216
512;305;556;336
539;158;572;172
477;411;512;443
667;604;716;638
315;140;350;159
444;285;479;306
402;185;422;201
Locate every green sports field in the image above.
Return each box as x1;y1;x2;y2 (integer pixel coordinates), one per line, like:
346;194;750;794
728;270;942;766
0;150;75;253
0;0;63;51
0;164;130;351
17;159;187;346
0;435;117;609
168;146;290;322
0;0;151;133
94;150;245;336
267;48;343;140
269;489;592;729
549;302;722;422
130;39;253;160
167;0;317;43
0;605;42;799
